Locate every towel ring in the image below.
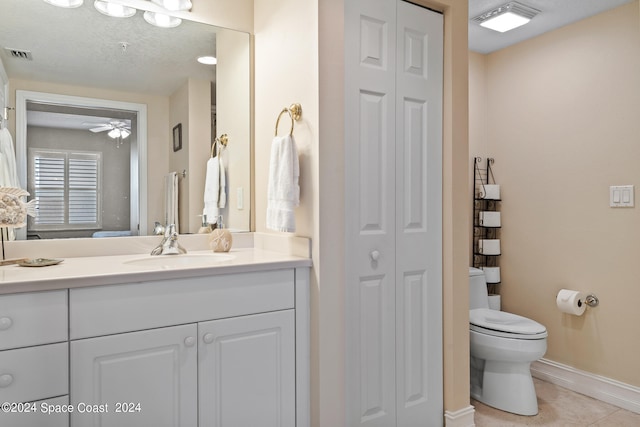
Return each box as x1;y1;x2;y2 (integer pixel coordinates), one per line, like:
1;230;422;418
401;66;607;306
275;103;302;136
211;134;229;157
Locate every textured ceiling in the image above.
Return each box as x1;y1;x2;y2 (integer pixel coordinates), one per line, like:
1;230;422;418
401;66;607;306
469;0;634;53
0;0;219;97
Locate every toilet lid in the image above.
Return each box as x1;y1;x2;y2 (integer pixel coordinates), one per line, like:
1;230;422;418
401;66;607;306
470;308;547;338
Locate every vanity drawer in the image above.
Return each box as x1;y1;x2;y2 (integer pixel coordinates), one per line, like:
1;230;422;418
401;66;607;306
0;395;69;427
70;269;295;339
0;290;68;350
0;342;69;403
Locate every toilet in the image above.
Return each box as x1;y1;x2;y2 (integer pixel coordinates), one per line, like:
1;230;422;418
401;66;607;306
469;267;547;416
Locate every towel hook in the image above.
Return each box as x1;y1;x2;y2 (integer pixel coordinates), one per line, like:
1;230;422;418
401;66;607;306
275;103;302;137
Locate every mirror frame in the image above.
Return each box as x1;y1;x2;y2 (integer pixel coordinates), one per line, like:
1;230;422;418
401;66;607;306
15;90;148;239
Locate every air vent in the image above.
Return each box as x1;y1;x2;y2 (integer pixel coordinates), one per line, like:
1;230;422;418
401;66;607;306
4;48;33;61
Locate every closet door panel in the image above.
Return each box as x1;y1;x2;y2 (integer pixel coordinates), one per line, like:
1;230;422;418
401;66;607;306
395;2;443;427
345;0;397;426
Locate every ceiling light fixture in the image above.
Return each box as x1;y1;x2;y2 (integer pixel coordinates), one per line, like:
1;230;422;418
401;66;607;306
149;0;192;12
197;56;217;65
43;0;83;8
94;0;136;18
143;11;182;28
472;1;540;33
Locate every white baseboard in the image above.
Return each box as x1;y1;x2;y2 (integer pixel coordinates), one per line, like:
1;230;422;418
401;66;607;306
531;358;640;414
444;405;475;427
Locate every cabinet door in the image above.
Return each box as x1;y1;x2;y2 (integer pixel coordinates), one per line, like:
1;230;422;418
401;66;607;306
199;310;295;427
70;324;198;427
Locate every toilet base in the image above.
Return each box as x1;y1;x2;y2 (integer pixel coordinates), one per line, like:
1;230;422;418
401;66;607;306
473;360;539;416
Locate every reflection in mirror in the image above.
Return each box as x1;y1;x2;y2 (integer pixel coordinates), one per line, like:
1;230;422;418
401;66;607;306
1;0;251;239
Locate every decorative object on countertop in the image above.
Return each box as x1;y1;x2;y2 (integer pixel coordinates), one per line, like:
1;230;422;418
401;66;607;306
209;215;232;252
203;134;228;221
18;258;63;267
266;104;302;233
0;187;37;260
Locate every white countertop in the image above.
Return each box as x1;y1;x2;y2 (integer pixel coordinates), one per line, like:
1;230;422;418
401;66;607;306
0;233;312;295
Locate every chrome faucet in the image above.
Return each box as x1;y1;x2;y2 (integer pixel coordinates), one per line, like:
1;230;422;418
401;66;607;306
151;224;187;255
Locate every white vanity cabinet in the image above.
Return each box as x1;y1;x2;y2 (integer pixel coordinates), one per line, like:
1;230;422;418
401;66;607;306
0;290;70;427
68;268;308;427
198;310;295;427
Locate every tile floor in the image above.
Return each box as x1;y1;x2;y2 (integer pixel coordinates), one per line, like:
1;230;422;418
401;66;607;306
472;378;640;426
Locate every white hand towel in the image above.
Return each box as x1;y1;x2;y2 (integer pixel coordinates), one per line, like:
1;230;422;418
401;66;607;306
203;156;221;219
164;172;179;232
266;134;299;232
218;153;226;209
0;128;20;187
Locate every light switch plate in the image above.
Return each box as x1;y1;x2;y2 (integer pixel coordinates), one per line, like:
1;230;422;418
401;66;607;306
610;185;634;207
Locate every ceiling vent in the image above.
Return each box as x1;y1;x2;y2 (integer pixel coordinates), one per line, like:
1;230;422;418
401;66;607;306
5;48;33;60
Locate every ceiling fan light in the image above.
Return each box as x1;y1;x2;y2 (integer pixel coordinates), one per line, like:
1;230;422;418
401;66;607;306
143;11;182;28
108;128;121;139
197;56;217;65
94;0;137;18
149;0;192;12
120;128;131;139
43;0;84;8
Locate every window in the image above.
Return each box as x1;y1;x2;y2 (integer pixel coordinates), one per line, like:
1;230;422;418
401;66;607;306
28;149;102;230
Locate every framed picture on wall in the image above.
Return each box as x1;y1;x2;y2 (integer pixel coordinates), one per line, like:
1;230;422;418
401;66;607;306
173;123;182;152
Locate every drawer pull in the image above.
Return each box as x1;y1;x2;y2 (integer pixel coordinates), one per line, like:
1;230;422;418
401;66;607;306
0;374;13;388
370;250;380;262
0;317;13;331
203;333;215;345
184;336;196;347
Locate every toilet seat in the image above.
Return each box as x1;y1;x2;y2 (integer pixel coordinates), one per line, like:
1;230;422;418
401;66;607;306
470;308;547;340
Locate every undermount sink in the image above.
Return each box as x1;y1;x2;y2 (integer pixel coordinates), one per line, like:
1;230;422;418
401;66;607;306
124;253;234;269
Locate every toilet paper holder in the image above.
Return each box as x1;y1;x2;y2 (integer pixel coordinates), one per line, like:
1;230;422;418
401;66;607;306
584;294;599;308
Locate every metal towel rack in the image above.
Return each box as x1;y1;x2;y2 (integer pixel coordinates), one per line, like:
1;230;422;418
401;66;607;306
275;103;302;136
211;134;229;158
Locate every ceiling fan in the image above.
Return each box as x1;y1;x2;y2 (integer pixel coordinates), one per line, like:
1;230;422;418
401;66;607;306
88;120;131;139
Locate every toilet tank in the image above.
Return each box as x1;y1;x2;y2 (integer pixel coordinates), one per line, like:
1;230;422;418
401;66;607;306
469;267;490;310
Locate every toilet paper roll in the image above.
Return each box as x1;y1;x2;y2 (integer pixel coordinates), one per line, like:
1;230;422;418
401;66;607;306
478;239;501;255
556;289;587;316
482;266;501;283
479;211;501;227
478;184;501;200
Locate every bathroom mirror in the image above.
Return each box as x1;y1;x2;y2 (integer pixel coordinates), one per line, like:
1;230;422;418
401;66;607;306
0;0;251;238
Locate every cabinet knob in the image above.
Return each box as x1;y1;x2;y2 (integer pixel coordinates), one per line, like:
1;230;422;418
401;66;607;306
0;317;12;331
0;374;13;388
184;336;196;347
370;250;380;262
203;333;215;344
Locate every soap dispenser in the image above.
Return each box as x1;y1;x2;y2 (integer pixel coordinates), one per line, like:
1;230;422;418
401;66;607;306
209;215;233;252
198;214;212;234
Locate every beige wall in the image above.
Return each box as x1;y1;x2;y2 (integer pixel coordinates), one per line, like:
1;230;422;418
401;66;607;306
256;0;469;425
469;1;640;387
217;30;252;231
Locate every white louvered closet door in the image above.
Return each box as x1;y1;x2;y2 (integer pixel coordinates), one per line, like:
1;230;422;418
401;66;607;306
345;1;443;426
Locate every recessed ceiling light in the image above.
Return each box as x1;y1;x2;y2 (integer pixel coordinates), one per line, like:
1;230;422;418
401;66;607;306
43;0;83;8
197;56;217;65
472;1;540;33
143;11;182;28
149;0;192;12
94;0;136;18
